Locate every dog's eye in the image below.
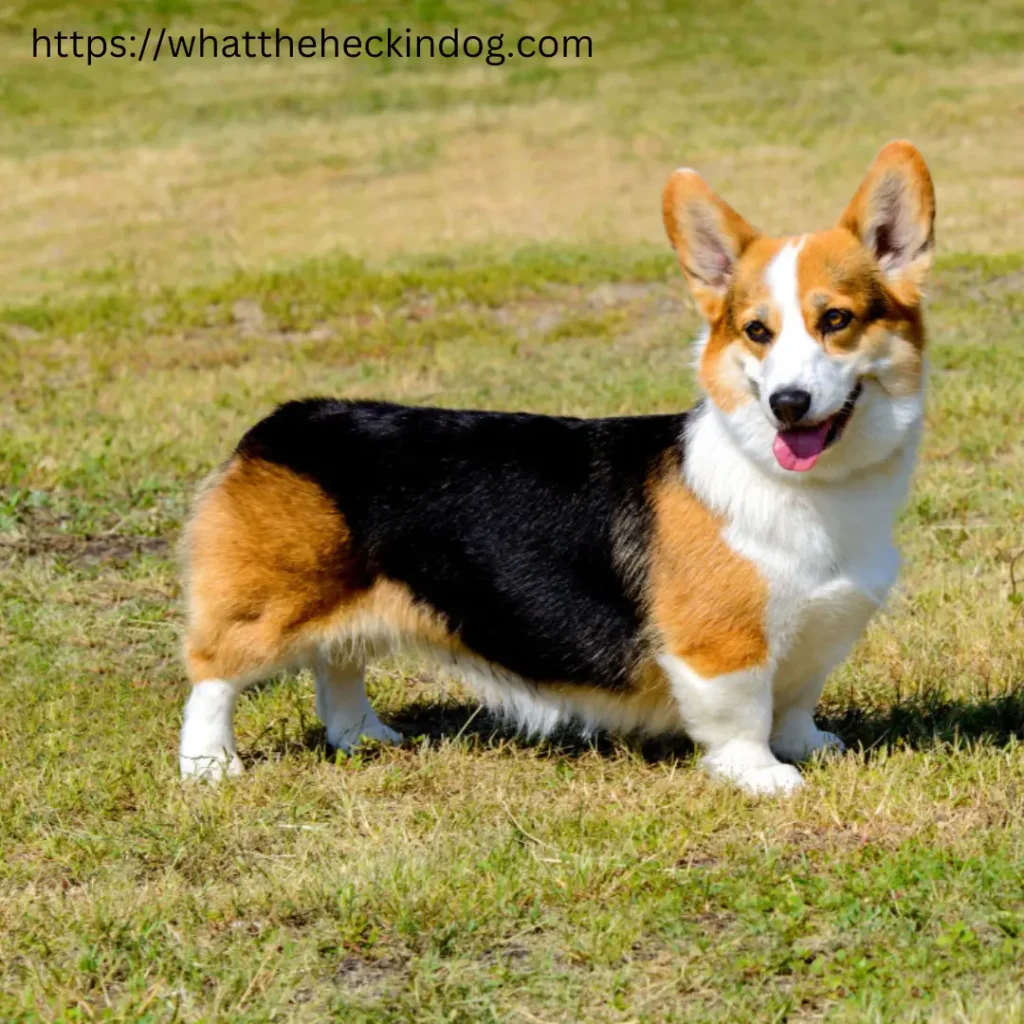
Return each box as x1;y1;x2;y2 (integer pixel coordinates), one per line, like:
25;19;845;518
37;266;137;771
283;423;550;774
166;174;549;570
821;308;854;333
744;320;772;344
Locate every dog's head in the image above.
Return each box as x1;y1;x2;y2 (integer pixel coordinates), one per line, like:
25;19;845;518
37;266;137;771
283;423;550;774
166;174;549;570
663;141;935;481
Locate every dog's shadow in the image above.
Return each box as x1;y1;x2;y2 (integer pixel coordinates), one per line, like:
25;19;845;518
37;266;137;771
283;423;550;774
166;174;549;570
385;698;699;763
819;687;1024;756
292;697;677;765
277;685;1024;767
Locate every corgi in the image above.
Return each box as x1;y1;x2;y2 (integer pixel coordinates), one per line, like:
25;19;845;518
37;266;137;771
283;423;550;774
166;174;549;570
179;141;935;794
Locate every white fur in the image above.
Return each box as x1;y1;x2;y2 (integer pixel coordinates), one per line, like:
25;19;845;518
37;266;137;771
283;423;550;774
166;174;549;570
658;656;802;795
180;661;401;782
462;657;680;739
771;673;846;763
315;655;401;751
340;643;680;742
760;238;859;423
180;679;244;780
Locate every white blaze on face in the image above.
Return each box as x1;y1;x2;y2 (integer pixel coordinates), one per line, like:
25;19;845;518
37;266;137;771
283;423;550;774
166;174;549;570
760;238;856;425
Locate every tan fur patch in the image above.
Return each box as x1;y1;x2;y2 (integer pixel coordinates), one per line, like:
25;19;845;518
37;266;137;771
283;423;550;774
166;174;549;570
726;235;789;341
647;470;768;679
795;228;925;395
695;339;747;414
696;237;786;411
184;457;358;681
795;229;886;349
859;319;925;397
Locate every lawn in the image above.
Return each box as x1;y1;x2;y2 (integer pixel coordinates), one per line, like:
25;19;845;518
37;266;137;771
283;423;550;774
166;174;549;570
1;0;1024;1020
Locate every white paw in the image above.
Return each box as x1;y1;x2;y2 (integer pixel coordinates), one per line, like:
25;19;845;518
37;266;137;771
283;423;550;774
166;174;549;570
702;745;805;796
327;720;402;753
180;751;244;781
733;763;804;796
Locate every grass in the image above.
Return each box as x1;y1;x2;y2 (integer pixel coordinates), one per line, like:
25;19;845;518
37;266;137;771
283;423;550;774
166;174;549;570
1;0;1023;1020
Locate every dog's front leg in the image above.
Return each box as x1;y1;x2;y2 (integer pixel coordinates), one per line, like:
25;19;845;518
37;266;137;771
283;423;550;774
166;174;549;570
658;655;803;795
770;672;846;763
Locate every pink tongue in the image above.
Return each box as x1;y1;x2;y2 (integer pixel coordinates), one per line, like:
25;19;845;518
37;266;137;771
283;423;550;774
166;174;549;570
772;420;832;472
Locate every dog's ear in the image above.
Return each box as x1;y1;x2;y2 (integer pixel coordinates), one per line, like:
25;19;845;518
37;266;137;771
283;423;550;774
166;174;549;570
839;140;936;305
662;168;760;320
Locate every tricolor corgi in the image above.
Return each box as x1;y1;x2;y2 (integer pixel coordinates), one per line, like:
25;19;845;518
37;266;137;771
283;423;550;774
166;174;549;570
179;141;935;794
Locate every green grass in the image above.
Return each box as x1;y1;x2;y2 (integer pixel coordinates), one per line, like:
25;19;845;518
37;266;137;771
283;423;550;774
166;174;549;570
2;1;1024;1020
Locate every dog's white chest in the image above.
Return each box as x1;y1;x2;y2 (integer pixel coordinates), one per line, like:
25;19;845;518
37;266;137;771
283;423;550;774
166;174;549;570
729;500;901;695
770;551;897;690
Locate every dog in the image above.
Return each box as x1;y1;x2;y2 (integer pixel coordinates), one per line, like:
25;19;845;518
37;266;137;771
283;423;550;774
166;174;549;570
179;141;935;794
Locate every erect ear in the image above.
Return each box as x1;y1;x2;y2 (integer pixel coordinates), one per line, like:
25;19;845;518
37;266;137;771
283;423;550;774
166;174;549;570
839;140;936;305
662;168;760;321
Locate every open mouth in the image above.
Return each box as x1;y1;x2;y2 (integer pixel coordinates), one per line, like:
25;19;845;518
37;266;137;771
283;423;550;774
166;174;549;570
772;382;863;472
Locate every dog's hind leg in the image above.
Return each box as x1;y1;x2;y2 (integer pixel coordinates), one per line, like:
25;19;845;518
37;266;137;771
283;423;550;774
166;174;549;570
178;455;360;779
179;676;247;780
179;625;294;781
315;653;401;752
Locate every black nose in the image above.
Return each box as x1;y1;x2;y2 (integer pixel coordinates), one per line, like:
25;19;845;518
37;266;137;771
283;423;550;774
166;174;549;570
769;388;812;426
